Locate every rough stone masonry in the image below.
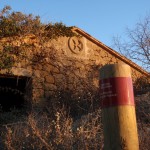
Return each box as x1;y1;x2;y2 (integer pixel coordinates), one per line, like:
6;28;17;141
0;27;149;107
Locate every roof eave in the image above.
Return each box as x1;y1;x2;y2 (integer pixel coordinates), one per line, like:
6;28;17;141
72;27;150;77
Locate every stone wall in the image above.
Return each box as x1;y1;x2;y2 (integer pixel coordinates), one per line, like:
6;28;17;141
0;34;148;107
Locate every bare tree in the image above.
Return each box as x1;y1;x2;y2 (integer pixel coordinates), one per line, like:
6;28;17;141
113;15;150;71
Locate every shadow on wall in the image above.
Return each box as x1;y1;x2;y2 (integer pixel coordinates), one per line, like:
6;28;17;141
134;76;150;95
43;64;101;119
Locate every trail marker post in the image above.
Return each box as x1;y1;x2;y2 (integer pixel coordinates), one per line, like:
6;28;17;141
99;64;139;150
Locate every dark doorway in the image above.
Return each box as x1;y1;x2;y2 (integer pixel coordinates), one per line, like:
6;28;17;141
0;75;31;112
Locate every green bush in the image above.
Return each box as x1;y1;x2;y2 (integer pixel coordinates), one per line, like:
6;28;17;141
0;6;75;38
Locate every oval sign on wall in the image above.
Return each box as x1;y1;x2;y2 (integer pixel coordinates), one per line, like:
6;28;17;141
68;37;83;54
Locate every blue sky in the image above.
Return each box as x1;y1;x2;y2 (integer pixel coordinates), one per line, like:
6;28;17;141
0;0;150;47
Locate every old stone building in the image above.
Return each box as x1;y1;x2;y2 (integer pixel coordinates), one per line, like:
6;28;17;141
0;27;149;111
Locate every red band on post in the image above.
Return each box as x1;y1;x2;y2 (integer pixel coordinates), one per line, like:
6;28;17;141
99;77;135;108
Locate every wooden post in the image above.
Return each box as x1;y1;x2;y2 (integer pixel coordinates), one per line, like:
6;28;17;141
99;64;139;150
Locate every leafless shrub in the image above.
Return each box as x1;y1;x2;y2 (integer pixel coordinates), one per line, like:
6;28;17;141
134;76;150;95
113;15;150;71
135;92;150;150
0;107;102;150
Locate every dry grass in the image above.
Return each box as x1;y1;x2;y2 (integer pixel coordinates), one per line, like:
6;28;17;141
0;107;103;150
0;92;149;150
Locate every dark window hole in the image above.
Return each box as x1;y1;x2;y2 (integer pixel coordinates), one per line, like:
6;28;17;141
0;75;32;112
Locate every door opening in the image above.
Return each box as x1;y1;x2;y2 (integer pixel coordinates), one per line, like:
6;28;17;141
0;75;31;112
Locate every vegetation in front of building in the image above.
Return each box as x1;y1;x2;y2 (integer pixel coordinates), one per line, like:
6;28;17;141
0;6;149;150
